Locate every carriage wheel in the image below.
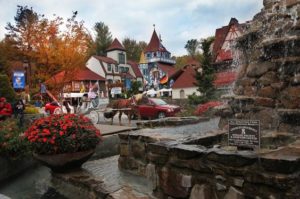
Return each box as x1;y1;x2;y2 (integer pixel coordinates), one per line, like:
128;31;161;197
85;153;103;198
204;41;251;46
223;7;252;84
86;110;99;124
158;112;166;119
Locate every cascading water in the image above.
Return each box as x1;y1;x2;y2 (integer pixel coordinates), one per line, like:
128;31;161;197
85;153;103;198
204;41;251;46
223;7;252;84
219;0;300;134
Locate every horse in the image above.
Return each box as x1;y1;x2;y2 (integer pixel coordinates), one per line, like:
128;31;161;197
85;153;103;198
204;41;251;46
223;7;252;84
104;93;147;125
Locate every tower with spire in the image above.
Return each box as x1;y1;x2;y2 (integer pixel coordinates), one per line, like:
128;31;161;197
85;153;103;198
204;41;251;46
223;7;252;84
138;26;176;89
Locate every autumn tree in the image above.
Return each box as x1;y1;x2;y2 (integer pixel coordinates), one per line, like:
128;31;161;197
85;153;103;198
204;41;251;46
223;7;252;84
185;39;200;58
6;7;92;96
122;38;147;62
6;5;39;87
94;22;112;56
0;37;20;75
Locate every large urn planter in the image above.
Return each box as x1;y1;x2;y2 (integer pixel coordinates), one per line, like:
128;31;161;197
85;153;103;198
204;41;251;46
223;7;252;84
33;149;95;173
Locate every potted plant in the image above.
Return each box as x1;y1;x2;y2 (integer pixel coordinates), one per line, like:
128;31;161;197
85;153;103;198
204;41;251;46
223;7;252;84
23;114;102;172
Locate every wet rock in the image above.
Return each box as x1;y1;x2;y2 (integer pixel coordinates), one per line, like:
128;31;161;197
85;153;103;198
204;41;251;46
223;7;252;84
233;178;244;188
246;62;275;78
189;184;213;199
257;86;277;99
224;187;244;199
215;175;226;182
216;183;227;191
147;152;168;165
254;97;275;107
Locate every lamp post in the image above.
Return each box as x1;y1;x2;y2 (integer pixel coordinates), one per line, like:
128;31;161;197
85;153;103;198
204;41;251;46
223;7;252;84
23;61;29;87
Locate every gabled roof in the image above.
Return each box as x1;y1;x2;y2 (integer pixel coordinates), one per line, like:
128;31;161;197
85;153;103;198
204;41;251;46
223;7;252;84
171;65;197;89
145;30;169;53
93;55;118;64
47;68;105;85
213;71;236;87
127;60;143;78
212;18;240;62
106;38;125;52
157;63;177;77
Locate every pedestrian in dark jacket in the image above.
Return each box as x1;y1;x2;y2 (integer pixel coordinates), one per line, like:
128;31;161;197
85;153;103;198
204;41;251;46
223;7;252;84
14;99;25;127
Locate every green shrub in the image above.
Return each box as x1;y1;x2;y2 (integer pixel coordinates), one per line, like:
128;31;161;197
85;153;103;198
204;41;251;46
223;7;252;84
0;74;16;103
0;118;30;158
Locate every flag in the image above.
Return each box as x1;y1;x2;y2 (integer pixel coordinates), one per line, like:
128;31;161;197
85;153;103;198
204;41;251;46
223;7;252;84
160;75;168;84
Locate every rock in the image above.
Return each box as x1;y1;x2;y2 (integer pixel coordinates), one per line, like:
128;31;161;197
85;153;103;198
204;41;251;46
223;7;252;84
280;86;300;109
216;183;227;191
258;71;278;86
224;187;244;199
145;164;158;190
131;140;146;160
181;175;192;188
107;186;150;199
246;62;275;78
189;184;212;199
257;86;277;99
119;144;129;156
215;175;226;182
244;86;257;96
233;178;244;187
254;97;275;107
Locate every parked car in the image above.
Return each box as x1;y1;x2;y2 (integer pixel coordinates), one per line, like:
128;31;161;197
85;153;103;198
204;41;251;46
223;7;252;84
137;98;180;119
44;101;74;114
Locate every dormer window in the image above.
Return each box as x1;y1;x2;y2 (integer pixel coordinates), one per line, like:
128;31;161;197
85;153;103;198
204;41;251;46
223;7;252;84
118;53;125;64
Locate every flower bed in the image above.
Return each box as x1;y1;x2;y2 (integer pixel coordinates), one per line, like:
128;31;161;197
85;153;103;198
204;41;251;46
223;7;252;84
24;114;102;155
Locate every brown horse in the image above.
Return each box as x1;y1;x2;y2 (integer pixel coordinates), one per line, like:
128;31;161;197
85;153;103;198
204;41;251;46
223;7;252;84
105;94;146;125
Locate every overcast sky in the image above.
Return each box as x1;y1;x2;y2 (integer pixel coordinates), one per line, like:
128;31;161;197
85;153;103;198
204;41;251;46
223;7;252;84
0;0;263;56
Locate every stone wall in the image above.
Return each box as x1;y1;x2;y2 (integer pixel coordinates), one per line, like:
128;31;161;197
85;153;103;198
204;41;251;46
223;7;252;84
218;0;300;133
119;131;300;199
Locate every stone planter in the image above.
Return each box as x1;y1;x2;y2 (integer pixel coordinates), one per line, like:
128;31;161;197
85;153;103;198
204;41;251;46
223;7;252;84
33;149;94;173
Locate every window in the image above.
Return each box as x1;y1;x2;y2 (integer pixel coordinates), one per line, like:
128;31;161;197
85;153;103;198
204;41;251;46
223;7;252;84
115;65;119;72
120;67;129;73
107;64;112;72
118;53;125;64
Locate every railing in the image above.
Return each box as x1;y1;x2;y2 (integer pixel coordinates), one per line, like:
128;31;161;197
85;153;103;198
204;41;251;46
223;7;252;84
147;57;176;64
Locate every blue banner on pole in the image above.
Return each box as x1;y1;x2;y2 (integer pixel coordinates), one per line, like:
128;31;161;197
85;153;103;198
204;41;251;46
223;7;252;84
125;79;131;90
13;71;25;89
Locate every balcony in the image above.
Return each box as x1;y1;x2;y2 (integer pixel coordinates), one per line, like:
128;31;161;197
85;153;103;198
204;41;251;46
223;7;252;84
147;57;176;65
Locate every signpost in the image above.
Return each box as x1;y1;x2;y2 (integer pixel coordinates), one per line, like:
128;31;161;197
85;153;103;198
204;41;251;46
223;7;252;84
228;120;260;149
13;71;25;89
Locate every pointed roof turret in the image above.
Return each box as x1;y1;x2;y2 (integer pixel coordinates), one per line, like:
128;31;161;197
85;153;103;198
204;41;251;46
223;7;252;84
139;51;147;64
106;38;125;52
145;29;168;52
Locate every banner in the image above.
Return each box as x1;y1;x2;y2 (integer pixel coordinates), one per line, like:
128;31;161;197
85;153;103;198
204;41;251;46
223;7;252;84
13;71;25;89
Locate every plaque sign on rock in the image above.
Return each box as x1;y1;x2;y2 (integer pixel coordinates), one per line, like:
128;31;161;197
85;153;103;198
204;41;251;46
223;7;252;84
228;120;260;149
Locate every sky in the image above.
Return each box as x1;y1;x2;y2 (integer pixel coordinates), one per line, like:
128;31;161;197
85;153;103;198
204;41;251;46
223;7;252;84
0;0;263;56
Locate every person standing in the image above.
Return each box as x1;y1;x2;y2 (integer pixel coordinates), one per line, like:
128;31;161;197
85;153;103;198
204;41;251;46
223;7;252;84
14;99;25;127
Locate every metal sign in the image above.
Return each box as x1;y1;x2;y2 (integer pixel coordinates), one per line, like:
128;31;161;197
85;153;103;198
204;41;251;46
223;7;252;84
228;120;260;148
13;71;25;89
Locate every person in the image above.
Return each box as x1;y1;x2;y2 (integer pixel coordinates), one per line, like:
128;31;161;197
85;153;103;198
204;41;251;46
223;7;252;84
0;97;13;120
14;99;25;127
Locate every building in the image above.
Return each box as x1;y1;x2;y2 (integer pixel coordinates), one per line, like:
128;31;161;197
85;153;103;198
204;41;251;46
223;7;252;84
139;28;176;90
86;38;143;96
212;18;244;90
169;60;200;99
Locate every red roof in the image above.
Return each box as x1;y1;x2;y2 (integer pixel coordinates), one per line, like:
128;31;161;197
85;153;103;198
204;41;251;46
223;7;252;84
215;49;232;62
145;30;168;52
213;71;236;87
212;18;240;62
172;65;197;89
157;63;177;77
106;38;125;52
93;55;117;64
127;60;143;78
47;68;105;84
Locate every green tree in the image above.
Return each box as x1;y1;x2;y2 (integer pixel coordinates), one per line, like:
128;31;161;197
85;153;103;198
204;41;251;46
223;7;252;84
126;81;141;97
0;75;16;102
189;36;215;104
122;38;147;62
185;39;199;58
94;22;112;56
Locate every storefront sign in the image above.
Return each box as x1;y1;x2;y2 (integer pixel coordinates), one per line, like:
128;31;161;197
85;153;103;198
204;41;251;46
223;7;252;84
13;71;25;89
228;120;260;148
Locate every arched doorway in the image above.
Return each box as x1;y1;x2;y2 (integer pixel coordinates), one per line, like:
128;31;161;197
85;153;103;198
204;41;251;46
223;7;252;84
180;89;185;99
